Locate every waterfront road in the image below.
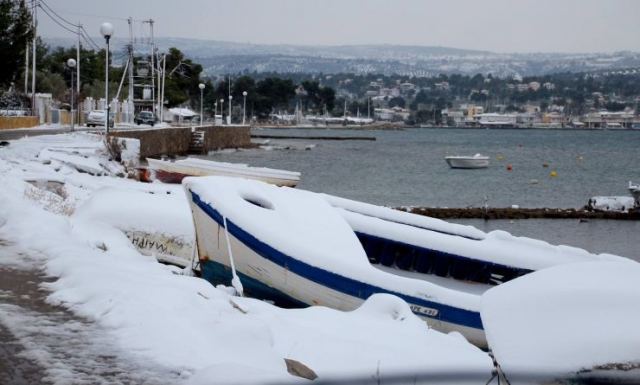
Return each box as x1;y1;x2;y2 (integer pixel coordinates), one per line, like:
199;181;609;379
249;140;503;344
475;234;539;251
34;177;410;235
0;127;98;141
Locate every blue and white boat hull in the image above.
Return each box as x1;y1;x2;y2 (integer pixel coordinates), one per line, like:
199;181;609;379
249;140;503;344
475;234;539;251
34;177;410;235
186;184;487;347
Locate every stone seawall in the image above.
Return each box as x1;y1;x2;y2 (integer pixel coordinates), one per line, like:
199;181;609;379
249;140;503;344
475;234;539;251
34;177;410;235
197;125;252;152
109;127;192;158
109;125;252;158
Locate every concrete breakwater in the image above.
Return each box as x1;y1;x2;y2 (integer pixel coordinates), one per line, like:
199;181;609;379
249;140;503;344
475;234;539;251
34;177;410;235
398;207;640;220
252;134;376;141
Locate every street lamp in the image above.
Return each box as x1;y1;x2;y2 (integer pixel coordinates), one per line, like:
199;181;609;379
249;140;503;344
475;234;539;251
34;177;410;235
67;58;76;131
228;95;233;125
198;83;205;127
242;91;248;125
220;98;224;125
100;22;114;134
214;101;217;122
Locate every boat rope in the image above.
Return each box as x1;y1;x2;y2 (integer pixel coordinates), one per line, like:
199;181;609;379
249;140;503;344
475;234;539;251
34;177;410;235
222;215;244;296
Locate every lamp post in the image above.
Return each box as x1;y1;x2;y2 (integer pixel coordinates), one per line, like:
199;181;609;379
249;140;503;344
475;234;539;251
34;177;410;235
100;22;114;134
228;95;233;125
242;91;247;125
67;58;76;131
214;101;217;121
198;83;205;127
220;98;224;125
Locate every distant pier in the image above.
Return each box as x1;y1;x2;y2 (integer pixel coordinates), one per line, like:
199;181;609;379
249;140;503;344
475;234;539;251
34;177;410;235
251;134;376;141
398;207;640;220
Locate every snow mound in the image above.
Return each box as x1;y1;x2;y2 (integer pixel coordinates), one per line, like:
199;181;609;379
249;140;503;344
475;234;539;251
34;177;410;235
481;261;640;381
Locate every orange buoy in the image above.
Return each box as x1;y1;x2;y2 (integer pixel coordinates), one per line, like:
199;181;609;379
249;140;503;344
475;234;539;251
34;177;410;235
506;164;513;171
542;163;549;168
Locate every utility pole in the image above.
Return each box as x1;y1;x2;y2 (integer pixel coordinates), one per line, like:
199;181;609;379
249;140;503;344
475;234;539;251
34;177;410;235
160;53;166;122
24;42;28;94
156;51;161;115
143;19;156;118
127;18;134;123
31;2;37;115
76;24;81;94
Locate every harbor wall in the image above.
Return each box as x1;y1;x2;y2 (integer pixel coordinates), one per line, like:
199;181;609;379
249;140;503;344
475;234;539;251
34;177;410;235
0;116;39;130
108;125;252;158
198;125;252;151
109;127;192;158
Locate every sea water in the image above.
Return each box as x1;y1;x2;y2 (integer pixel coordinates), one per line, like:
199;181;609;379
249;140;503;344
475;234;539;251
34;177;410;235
204;127;640;260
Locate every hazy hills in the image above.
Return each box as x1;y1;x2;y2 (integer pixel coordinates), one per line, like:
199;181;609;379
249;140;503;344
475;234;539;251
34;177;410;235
44;37;640;78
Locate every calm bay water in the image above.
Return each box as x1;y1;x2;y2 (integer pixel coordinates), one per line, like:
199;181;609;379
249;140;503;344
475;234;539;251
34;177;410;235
204;128;640;259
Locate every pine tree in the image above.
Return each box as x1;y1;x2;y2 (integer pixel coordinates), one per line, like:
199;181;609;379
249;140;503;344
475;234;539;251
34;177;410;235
0;0;33;89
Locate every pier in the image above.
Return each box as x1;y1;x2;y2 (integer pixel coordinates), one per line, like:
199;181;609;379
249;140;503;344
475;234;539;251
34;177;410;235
251;134;376;141
399;207;640;220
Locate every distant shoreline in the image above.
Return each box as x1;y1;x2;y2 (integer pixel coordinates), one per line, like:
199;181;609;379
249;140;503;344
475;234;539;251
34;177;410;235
253;124;640;132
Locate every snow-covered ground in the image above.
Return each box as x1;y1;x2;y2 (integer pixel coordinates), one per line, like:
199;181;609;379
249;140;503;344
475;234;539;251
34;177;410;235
0;133;493;384
2;132;638;384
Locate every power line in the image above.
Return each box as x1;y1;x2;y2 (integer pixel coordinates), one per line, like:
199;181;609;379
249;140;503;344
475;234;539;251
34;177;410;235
38;5;77;35
39;0;78;28
79;27;100;50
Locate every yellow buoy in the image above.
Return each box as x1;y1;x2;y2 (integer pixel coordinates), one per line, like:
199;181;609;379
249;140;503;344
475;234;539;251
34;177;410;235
550;170;558;177
496;154;504;161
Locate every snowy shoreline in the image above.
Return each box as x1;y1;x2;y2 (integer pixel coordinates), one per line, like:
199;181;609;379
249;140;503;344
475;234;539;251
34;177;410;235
1;132;638;384
0;133;493;383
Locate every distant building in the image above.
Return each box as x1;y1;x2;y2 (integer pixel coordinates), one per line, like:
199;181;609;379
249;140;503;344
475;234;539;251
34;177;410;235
528;82;541;91
442;108;465;126
516;112;538;127
364;90;378;97
543;112;566;126
374;107;409;121
582;110;635;128
434;81;450;91
476;113;517;127
466;105;484;119
400;82;416;92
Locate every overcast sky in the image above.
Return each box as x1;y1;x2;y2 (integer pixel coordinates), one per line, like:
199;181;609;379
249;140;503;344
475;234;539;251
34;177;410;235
38;0;640;53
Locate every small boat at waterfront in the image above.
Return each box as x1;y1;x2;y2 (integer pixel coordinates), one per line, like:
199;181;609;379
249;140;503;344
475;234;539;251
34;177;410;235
146;157;301;187
445;154;490;169
184;177;622;348
629;181;640;207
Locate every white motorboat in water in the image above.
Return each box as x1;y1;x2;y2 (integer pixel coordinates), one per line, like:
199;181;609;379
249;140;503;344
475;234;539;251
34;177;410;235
445;154;490;169
146;157;300;187
184;176;623;348
629;181;640;207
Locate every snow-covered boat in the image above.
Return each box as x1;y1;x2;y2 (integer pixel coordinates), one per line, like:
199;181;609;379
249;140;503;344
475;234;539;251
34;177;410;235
147;157;301;187
445;154;490;169
629;181;640;207
184;177;623;348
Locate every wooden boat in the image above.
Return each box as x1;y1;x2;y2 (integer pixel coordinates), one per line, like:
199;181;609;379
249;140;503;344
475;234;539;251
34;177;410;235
146;157;301;187
445;154;490;169
184;177;622;348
